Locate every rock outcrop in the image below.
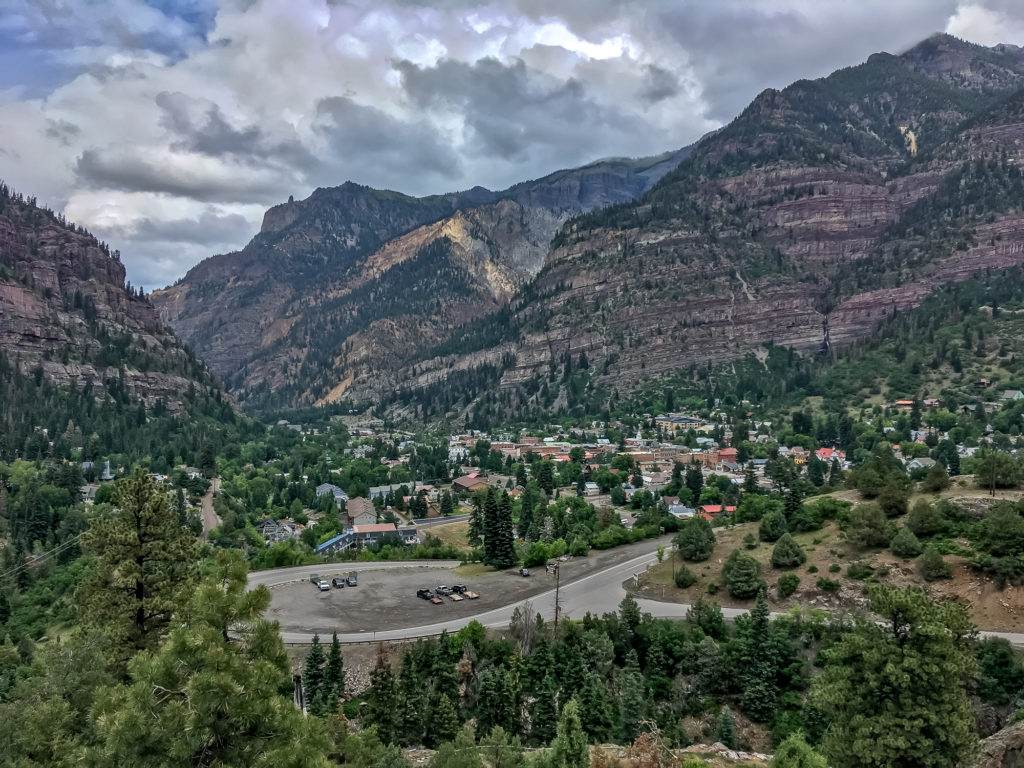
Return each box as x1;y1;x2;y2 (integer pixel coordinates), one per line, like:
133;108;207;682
973;721;1024;768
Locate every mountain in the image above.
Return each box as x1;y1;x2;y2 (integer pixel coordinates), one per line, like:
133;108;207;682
371;34;1024;425
0;185;234;459
151;147;694;409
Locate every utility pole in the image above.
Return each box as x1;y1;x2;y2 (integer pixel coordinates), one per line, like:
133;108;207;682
548;560;561;624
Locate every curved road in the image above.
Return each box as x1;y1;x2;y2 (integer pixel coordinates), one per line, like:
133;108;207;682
249;549;1024;647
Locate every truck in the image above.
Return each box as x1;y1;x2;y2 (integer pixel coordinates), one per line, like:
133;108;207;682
317;580;330;591
309;573;320;585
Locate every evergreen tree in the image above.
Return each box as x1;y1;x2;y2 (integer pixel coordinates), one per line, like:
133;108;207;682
537;462;555;495
303;634;326;707
722;550;763;599
76;468;199;673
890;526;923;558
324;632;345;701
685;464;703;499
398;652;427;745
528;673;559;746
770;533;806;568
87;549;331;767
491;492;517;569
577;671;615;742
674;516;715;562
366;644;399;745
477;665;516;736
480;726;527;768
518;481;540;541
759;508;788;542
483;489;500;564
468;493;485;548
550;699;588;768
716;706;735;749
737;591;781;722
618;651;648;743
440;491;454;517
814;585;977;768
430;724;484;768
427;694;462;749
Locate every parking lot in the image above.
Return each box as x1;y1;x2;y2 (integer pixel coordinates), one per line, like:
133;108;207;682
264;537;673;637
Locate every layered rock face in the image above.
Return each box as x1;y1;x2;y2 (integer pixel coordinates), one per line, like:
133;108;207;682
0;191;218;411
381;34;1024;409
153;148;693;408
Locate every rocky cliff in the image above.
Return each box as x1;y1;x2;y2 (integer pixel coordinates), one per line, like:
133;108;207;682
0;187;221;413
372;34;1024;423
152;149;693;409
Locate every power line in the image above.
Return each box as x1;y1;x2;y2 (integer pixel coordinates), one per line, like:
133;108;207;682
0;533;84;581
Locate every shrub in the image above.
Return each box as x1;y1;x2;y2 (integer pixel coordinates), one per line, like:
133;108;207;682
845;503;890;549
807;565;819;573
920;463;951;493
743;532;758;550
675;517;716;562
918;545;953;581
846;561;874;580
707;582;719;595
778;572;800;597
816;578;840;593
569;537;589;557
675;565;696;588
790;503;823;532
771;533;807;569
877;483;910;518
890;526;924;559
828;563;840;573
906;499;945;537
759;508;788;542
722;550;763;599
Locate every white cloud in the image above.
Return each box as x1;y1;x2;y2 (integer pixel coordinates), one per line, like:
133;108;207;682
0;0;1021;288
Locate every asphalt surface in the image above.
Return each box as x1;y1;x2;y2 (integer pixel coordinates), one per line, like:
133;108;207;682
249;547;1024;647
200;477;221;538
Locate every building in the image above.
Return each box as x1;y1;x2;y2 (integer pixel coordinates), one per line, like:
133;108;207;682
1001;390;1024;402
452;475;490;494
700;505;737;516
314;523;419;555
316;483;349;505
583;482;600;496
257;519;296;543
815;447;846;463
345;497;377;527
906;457;937;472
655;415;705;435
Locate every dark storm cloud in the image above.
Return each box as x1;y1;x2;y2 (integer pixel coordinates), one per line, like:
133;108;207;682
311;96;462;187
130;209;254;246
639;64;680;104
75;148;282;203
396;57;642;166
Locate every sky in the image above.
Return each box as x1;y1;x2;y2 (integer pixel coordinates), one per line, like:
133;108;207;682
2;1;1024;289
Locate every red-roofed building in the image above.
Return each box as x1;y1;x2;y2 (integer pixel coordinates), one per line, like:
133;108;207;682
815;448;846;463
718;448;739;462
700;505;737;516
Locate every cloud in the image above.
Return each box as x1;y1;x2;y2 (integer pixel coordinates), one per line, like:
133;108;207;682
0;0;1022;289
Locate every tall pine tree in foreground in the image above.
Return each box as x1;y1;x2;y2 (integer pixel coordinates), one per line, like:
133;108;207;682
88;549;330;767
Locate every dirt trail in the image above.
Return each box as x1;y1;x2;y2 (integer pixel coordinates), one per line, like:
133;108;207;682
200;477;221;538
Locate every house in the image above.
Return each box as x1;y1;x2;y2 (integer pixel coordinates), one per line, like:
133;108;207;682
352;523;418;547
345;497;377;527
815;447;846;463
257;519;295;543
717;447;739;463
975;378;993;389
892;399;915;411
452;475;490;494
923;398;941;408
700;505;737;516
583;482;600;496
316;483;349;504
81;484;100;502
668;504;696;519
906;457;937;472
1001;390;1024;402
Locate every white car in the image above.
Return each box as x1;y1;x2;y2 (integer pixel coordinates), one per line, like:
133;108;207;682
317;580;330;591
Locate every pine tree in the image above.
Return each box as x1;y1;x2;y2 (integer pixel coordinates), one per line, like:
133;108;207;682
769;732;827;768
716;706;735;749
577;671;615;742
738;591;781;722
468;492;485;548
427;694;462;749
76;467;199;673
483;489;500;564
492;492;517;569
366;644;399;744
537;462;555;495
303;634;326;707
618;651;648;743
324;632;345;701
518;481;540;540
685;464;703;498
528;673;559;746
440;491;454;517
480;726;527;768
477;665;516;736
723;550;763;599
398;652;427;745
550;699;588;768
770;533;807;568
814;585;976;768
87;549;331;767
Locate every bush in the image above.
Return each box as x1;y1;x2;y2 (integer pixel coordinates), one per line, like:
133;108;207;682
743;532;758;550
675;565;696;588
771;533;807;568
707;582;719;595
790;504;823;532
846;561;874;580
845;503;890;549
675;517;716;562
890;526;924;558
722;549;763;599
920;463;951;493
778;572;800;597
816;578;840;593
759;509;789;542
523;541;551;567
918;545;953;581
828;563;840;573
877;482;910;518
569;537;590;557
807;565;818;573
906;499;945;537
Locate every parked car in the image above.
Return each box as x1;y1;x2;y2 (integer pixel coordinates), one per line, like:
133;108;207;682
317;580;330;591
331;578;346;588
309;573;320;584
416;588;434;600
519;568;530;577
463;590;480;599
347;573;358;587
451;584;468;594
436;585;453;596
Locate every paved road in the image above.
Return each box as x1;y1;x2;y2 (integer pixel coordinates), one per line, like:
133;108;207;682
200;477;221;538
249;547;1024;647
415;513;472;528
